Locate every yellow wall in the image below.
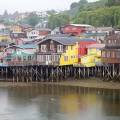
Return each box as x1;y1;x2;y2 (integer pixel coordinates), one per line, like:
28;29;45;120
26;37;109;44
0;35;10;41
59;44;102;67
81;55;95;67
81;48;102;67
88;48;101;57
10;25;22;32
59;44;78;66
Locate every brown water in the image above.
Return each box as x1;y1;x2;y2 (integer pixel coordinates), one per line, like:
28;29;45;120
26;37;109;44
0;84;120;120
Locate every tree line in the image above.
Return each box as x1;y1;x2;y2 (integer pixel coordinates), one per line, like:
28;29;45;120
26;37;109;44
2;0;120;29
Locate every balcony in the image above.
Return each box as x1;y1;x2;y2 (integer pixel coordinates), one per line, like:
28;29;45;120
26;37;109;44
102;57;120;64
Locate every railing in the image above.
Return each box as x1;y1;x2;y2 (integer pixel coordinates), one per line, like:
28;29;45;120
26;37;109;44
106;44;120;48
102;57;120;64
5;60;60;66
7;60;38;66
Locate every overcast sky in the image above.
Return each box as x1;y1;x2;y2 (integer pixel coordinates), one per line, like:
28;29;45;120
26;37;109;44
0;0;98;14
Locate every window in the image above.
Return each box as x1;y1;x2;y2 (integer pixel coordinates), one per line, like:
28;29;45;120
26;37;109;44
118;52;120;58
108;40;111;44
46;55;49;61
116;52;120;58
71;46;74;50
18;56;21;61
14;33;18;37
28;56;32;60
37;55;41;62
23;56;26;61
46;55;52;61
43;55;46;61
71;55;75;59
64;56;68;61
102;51;106;57
50;41;54;51
41;45;47;52
106;51;111;58
57;45;63;53
66;46;68;51
111;51;115;58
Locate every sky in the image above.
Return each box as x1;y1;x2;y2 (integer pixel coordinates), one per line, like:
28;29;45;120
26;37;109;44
0;0;98;14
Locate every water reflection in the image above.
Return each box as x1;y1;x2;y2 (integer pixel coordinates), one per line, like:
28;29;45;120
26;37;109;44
0;85;120;120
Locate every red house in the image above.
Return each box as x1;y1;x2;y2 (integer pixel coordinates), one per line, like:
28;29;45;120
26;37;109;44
38;28;51;36
78;38;97;62
60;24;93;36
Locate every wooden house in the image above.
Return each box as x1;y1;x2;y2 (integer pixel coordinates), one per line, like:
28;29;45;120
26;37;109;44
0;41;13;52
9;25;23;33
3;43;38;65
10;32;27;39
60;24;93;36
37;35;81;65
102;32;120;64
81;44;105;67
0;33;11;42
80;32;107;43
10;32;27;44
19;24;33;33
27;30;39;39
78;38;97;63
38;28;51;36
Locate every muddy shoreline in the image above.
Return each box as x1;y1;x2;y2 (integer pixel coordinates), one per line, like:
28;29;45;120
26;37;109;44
0;79;120;90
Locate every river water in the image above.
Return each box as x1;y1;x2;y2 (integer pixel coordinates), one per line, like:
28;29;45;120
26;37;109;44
0;84;120;120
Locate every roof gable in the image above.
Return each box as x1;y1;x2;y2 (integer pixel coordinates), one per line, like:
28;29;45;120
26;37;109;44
37;36;81;45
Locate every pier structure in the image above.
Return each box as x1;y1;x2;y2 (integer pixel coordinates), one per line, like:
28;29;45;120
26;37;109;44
0;63;120;82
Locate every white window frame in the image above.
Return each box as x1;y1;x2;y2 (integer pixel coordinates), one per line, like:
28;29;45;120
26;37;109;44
41;45;47;52
57;45;63;53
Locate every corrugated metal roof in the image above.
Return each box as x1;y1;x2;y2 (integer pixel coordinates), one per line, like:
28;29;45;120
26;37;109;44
80;38;96;42
18;44;37;49
0;42;12;47
82;33;106;36
69;24;93;27
46;34;72;37
37;36;96;45
38;36;81;45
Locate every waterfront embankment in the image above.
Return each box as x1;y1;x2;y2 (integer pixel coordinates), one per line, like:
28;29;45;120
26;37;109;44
0;79;120;90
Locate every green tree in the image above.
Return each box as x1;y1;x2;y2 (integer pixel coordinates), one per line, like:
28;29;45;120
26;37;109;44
73;6;120;27
78;0;88;11
20;13;40;26
70;2;78;9
106;0;120;7
79;0;88;5
27;13;40;26
48;13;70;29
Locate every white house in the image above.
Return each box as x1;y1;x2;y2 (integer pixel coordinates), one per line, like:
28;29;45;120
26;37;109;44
27;30;39;39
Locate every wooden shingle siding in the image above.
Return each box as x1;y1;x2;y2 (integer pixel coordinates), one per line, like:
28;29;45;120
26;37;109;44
105;32;120;47
102;32;120;64
102;49;120;63
38;40;66;53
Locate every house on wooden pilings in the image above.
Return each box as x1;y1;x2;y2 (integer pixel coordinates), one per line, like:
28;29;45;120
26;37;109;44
36;34;81;66
102;32;120;64
2;43;38;66
0;41;14;52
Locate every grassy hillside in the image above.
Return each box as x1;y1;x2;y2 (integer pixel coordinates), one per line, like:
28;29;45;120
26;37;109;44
69;0;120;27
73;6;120;27
69;0;107;17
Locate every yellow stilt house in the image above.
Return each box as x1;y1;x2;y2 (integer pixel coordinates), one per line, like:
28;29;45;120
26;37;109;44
60;43;79;66
81;44;105;67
